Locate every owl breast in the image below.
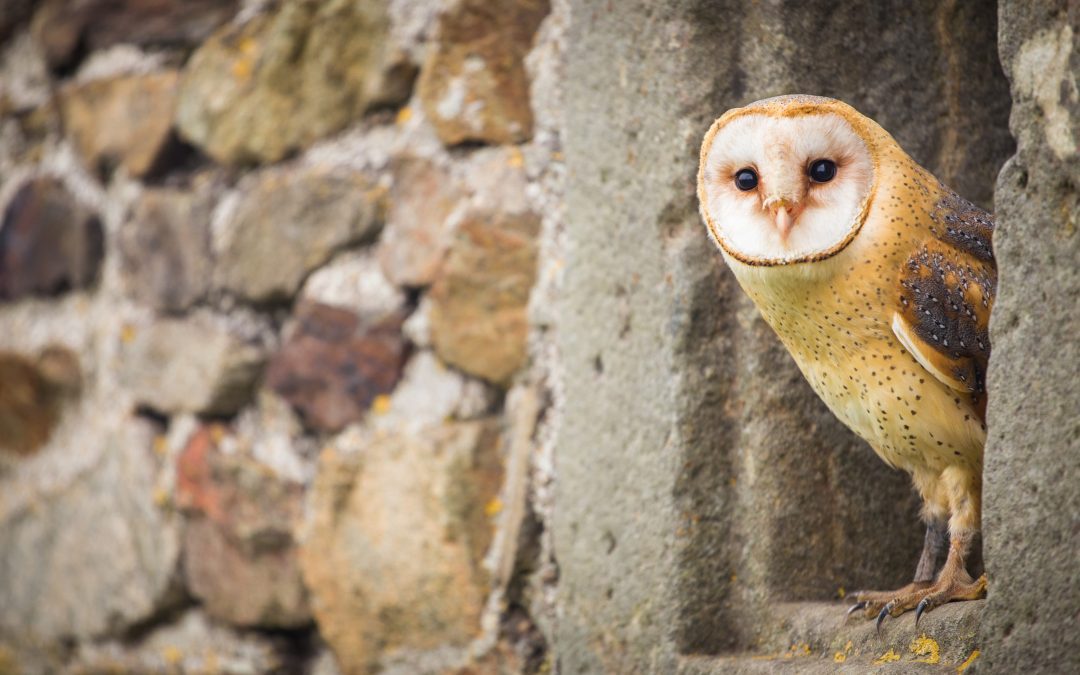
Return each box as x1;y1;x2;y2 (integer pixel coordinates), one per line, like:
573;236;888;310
727;240;985;476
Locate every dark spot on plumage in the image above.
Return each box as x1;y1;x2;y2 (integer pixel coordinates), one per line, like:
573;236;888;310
932;190;995;262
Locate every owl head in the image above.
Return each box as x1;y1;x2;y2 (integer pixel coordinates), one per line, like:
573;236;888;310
698;95;887;267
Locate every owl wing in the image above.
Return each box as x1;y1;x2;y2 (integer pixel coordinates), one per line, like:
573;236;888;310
892;190;996;420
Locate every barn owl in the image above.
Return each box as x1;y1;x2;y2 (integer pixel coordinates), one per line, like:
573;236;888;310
697;95;994;628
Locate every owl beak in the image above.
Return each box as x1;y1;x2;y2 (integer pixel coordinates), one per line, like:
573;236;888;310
764;196;802;241
774;206;795;240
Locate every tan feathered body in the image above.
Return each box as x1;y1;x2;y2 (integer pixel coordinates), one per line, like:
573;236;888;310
699;96;995;530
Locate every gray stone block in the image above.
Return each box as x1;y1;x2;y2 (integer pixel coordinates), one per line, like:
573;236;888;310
556;1;1010;671
979;2;1080;672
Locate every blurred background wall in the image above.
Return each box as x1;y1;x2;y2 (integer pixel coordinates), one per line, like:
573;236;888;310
1;1;562;672
0;1;1076;674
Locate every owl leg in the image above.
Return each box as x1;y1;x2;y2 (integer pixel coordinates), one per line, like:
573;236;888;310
873;468;987;629
846;516;947;618
912;530;987;623
911;467;987;623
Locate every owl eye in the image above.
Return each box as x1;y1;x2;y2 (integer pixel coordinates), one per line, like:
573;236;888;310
809;159;837;183
734;168;758;191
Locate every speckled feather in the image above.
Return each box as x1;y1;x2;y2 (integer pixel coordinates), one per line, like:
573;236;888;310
698;96;996;524
896;191;995;420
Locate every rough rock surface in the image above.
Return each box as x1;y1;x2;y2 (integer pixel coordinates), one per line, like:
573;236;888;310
980;2;1080;672
266;301;408;434
0;109;53;173
367;350;498;438
176;425;310;629
0;32;53;116
32;0;238;71
0;0;37;44
59;70;180;177
555;1;1011;671
176;0;414;165
379;156;464;287
0;345;80;457
0;177;103;300
119;183;215;312
430;211;541;385
0;0;561;672
226;390;318;486
301;249;406;325
676;601;984;674
418;0;550;146
300;420;504;674
214;166;385;303
68;609;285;675
0;417;179;642
120;314;264;416
460;146;532;215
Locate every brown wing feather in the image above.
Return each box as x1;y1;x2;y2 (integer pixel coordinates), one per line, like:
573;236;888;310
895;190;996;420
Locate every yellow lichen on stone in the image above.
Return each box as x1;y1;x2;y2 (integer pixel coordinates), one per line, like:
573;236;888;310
161;645;183;666
209;425;227;444
371;394;392;415
484;497;503;516
833;651;846;663
873;649;901;665
231;54;254;80
834;639;853;662
956;649;980;672
238;37;258;57
910;634;941;664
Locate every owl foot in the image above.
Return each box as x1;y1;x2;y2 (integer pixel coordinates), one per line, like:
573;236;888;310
855;573;986;633
913;573;987;625
845;581;931;620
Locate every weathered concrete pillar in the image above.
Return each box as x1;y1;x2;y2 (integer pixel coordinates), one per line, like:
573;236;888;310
556;1;1011;671
981;2;1079;672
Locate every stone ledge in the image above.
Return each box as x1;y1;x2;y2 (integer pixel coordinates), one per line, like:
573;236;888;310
679;600;984;673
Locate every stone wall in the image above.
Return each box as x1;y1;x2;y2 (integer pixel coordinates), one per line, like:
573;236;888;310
0;1;1077;674
0;1;563;673
981;1;1079;672
557;0;1012;671
557;0;1076;673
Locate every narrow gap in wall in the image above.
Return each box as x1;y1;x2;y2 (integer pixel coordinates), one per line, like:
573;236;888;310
671;0;1013;658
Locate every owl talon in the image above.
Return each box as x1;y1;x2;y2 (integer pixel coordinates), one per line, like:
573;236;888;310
847;581;929;620
875;605;890;634
912;573;988;622
915;598;930;627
